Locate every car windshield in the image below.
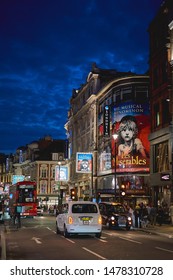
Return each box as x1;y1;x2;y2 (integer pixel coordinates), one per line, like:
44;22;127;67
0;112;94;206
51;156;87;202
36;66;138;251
107;204;126;213
72;204;98;213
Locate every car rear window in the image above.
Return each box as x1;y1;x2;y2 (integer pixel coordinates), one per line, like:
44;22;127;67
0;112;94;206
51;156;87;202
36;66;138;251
109;205;125;213
72;204;98;213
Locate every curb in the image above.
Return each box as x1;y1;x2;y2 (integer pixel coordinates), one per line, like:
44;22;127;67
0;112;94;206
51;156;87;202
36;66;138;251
135;227;173;239
0;229;6;260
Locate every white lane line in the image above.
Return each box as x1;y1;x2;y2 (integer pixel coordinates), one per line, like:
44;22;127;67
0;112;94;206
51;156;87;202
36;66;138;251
95;237;107;243
82;247;107;260
46;227;52;231
53;230;56;234
119;236;142;244
31;237;42;244
155;247;173;254
60;236;75;243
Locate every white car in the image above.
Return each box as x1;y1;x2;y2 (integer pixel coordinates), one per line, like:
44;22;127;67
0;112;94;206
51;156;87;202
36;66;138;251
56;201;102;238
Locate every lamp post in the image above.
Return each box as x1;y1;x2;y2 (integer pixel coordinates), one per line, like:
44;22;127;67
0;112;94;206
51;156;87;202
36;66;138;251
91;154;93;200
112;133;118;201
58;161;61;205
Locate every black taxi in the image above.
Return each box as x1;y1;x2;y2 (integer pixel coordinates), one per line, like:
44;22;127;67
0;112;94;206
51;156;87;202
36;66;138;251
98;202;132;230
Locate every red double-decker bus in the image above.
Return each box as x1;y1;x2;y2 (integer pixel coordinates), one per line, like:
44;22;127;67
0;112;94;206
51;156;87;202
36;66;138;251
9;181;37;218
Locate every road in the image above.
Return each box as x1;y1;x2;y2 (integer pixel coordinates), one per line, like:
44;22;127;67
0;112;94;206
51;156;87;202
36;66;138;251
2;215;173;260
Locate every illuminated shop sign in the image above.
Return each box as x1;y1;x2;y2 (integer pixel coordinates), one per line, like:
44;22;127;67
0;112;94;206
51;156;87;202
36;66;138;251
103;105;110;136
160;173;170;181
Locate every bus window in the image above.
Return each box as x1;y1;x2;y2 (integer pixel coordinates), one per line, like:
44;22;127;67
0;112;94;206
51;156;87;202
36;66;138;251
18;188;34;203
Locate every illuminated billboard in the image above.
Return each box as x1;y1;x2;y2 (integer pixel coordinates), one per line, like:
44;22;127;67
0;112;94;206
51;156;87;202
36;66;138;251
111;101;150;173
76;153;93;173
12;175;25;185
55;165;68;181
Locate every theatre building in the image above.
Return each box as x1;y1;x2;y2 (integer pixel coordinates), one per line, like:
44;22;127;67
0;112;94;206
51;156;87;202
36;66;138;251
97;74;150;207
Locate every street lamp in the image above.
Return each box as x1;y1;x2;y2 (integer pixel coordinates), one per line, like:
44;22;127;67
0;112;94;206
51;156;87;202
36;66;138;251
58;161;61;205
112;133;118;201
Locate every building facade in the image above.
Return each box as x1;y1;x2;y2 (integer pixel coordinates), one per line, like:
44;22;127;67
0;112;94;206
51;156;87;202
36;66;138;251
0;136;68;206
97;75;150;207
66;63;150;206
148;0;173;207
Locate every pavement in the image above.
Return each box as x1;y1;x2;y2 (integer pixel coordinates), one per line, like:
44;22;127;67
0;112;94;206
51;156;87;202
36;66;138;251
0;222;173;260
134;223;173;238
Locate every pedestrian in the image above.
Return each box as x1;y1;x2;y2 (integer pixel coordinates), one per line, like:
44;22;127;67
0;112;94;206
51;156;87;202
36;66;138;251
157;206;164;226
128;205;135;228
134;205;140;228
149;204;157;226
140;205;149;228
169;203;173;226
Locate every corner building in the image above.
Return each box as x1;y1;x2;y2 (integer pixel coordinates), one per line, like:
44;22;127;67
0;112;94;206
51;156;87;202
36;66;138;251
148;0;173;206
66;64;150;206
97;75;150;207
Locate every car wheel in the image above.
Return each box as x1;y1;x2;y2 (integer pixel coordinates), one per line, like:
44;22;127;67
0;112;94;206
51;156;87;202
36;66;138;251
64;225;69;238
95;232;101;238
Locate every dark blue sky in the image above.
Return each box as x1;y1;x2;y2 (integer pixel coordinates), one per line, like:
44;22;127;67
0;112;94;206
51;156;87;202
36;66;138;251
0;0;163;154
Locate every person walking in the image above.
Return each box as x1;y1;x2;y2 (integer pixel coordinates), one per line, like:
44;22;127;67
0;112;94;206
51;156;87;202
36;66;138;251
134;205;141;228
150;204;157;226
157;206;164;226
169;203;173;226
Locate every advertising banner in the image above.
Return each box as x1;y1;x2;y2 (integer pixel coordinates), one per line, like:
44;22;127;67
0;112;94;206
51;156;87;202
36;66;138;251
12;175;25;185
76;153;93;173
111;101;150;173
55;165;68;181
103;105;110;136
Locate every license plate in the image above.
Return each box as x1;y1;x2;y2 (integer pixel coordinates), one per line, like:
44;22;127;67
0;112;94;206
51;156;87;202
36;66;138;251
81;217;90;224
118;217;126;225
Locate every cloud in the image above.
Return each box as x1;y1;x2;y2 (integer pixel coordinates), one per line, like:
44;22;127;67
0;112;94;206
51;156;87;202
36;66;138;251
0;0;163;154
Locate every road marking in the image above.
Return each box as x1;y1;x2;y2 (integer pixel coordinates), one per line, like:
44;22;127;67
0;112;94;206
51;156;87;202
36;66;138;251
46;227;52;231
155;246;173;253
95;237;107;243
61;236;75;243
119;236;142;244
31;237;42;244
82;247;107;260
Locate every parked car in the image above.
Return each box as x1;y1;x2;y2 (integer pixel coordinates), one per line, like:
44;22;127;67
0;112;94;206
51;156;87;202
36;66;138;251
99;202;132;230
56;201;102;238
37;206;43;216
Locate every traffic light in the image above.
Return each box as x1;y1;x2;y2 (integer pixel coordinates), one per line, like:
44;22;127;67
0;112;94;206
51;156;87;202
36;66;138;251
120;184;126;197
70;189;76;200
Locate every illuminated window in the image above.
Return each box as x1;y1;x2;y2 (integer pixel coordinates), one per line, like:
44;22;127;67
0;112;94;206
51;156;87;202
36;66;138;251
154;141;169;173
154;103;160;127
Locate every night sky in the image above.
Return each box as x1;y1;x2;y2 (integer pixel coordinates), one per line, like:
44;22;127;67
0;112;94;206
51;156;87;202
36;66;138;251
0;0;163;155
